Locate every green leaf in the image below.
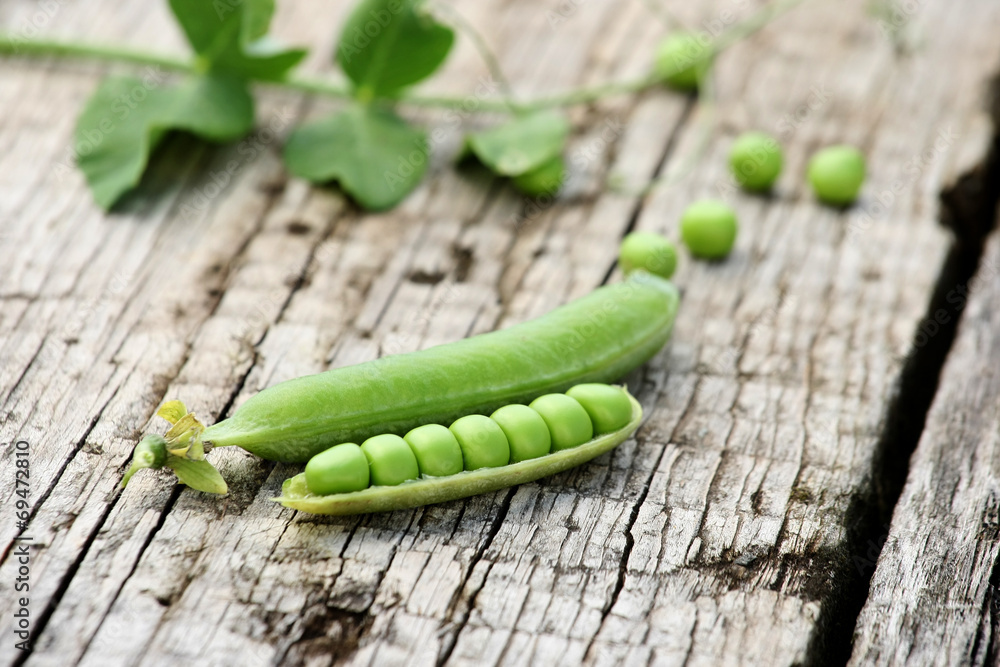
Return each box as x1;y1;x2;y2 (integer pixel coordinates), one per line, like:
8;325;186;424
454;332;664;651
169;0;306;81
75;73;254;209
166;456;229;494
284;104;427;210
466;110;570;176
241;0;278;43
337;0;454;99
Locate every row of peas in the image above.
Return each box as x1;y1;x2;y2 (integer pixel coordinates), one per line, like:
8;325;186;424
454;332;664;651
304;383;632;496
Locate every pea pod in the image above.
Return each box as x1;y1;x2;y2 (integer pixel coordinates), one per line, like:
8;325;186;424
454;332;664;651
275;390;642;515
123;273;678;493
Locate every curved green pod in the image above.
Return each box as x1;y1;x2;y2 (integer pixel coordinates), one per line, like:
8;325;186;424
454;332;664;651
122;274;678;494
202;273;677;462
274;393;642;515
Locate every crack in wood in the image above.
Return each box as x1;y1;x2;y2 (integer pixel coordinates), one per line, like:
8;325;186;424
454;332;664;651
7;3;1000;664
600;99;697;287
0;145;299;662
584;425;666;651
9;407;127;667
77;484;184;660
807;66;1000;667
436;488;516;666
0;334;47;410
2;384;120;564
971;552;1000;664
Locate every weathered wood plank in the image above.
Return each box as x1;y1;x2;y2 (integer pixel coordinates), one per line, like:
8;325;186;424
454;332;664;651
0;0;999;665
486;2;1000;665
848;210;1000;661
0;0;677;663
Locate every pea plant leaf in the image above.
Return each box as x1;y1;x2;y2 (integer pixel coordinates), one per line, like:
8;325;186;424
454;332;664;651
75;73;254;209
337;0;455;99
168;0;306;81
166;456;229;494
466;110;570;176
284;104;427;210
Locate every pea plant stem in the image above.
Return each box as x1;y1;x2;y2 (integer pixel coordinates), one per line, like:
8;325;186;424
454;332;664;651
0;36;192;72
0;32;652;112
0;0;805;114
426;1;519;110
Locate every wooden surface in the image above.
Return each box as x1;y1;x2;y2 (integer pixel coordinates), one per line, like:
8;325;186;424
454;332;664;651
2;0;1000;665
849;227;1000;663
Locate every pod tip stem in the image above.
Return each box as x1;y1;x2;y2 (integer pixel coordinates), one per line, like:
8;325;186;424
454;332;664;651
121;401;228;494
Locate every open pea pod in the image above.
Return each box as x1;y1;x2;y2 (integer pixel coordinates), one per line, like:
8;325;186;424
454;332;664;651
274;393;642;515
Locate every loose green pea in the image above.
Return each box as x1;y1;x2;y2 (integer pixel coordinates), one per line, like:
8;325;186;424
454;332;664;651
529;394;593;451
361;434;420;486
808;145;866;205
450;415;511;470
404;424;464;477
619;232;677;279
566;384;633;434
654;33;711;90
729;132;783;192
680;199;738;259
490;404;552;463
305;443;370;495
513;155;565;197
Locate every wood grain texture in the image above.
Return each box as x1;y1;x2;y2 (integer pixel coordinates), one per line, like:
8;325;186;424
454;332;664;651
848;228;1000;664
0;0;999;665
